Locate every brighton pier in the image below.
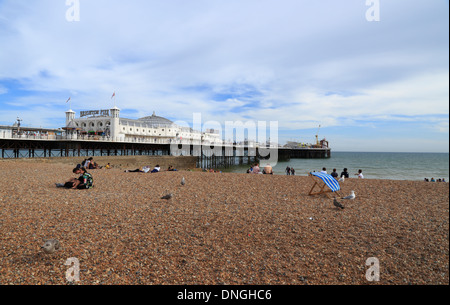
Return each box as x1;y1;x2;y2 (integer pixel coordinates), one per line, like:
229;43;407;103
0;107;331;167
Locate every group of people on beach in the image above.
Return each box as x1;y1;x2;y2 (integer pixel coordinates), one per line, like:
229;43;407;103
56;157;110;190
285;166;296;175
125;164;178;173
81;157;102;170
247;163;274;175
245;164;366;178
318;167;364;180
424;178;446;182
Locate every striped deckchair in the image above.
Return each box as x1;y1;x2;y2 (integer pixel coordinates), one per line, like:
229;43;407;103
308;172;342;198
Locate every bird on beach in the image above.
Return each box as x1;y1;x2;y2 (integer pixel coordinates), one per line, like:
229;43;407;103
333;198;345;210
181;177;186;186
161;193;173;200
342;190;356;200
338;176;345;183
41;239;61;254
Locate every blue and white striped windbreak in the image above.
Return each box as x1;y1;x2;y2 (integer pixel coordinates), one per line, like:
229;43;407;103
311;172;341;192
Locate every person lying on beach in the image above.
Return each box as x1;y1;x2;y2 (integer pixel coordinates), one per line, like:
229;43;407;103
151;165;161;173
125;166;151;173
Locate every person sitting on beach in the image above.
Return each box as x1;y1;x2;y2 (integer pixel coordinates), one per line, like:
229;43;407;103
252;163;261;174
56;167;82;189
320;167;327;174
355;169;364;179
83;157;95;169
331;168;339;179
87;157;102;169
431;177;436;182
151;165;161;173
72;167;94;189
167;165;177;171
247;166;253;174
341;168;350;179
105;163;112;169
264;164;273;175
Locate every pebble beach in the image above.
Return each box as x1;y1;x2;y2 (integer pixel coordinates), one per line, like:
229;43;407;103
0;161;448;285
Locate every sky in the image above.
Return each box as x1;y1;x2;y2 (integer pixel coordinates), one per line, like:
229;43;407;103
0;0;448;152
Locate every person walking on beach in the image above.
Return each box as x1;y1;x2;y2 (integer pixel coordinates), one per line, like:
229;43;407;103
290;167;295;175
286;166;291;175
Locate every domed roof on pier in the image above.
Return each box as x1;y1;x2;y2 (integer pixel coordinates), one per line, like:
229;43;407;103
138;112;174;127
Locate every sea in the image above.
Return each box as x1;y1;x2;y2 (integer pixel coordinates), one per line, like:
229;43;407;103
220;152;449;182
0;149;448;181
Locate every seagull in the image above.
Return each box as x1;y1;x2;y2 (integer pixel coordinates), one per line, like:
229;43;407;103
41;239;61;254
333;198;345;210
161;193;173;200
181;177;186;186
342;191;356;200
338;176;345;183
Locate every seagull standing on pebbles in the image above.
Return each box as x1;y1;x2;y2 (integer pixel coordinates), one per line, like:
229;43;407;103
181;177;186;186
333;198;345;210
41;239;61;254
342;191;356;200
338;176;345;183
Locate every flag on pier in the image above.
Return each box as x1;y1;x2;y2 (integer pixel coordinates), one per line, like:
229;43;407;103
66;97;71;103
